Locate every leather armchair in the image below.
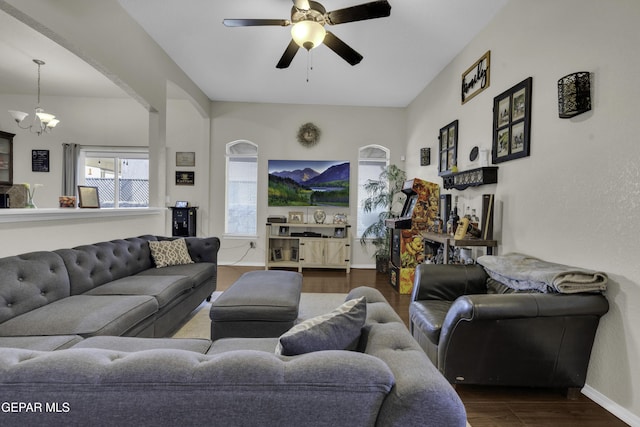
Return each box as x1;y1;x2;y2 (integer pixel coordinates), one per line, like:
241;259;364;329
409;263;609;396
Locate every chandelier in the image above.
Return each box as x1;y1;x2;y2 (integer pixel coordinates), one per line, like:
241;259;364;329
8;59;60;136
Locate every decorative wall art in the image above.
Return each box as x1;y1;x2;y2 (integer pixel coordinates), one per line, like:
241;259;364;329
31;150;49;172
175;171;195;186
492;77;532;164
420;147;431;166
557;72;591;118
461;51;491;104
176;151;195;167
438;120;458;175
268;160;349;207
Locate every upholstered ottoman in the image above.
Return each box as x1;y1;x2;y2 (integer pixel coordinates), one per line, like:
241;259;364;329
209;270;303;341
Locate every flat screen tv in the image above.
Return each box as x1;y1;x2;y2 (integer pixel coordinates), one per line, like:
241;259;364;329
268;160;349;207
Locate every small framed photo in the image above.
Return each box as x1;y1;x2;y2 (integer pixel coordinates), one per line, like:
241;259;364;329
290;246;299;262
288;211;304;224
272;247;284;261
334;227;345;238
77;185;100;208
279;226;290;236
176;151;195;167
492;77;532;164
420;147;431;166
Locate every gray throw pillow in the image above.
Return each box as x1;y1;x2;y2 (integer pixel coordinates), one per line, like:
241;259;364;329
275;296;367;356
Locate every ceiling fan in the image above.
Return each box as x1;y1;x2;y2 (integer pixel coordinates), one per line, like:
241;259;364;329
223;0;391;69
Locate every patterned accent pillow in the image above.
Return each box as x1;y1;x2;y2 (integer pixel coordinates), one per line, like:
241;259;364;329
148;238;194;268
275;296;366;356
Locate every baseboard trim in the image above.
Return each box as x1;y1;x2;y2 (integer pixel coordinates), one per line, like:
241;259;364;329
582;385;640;426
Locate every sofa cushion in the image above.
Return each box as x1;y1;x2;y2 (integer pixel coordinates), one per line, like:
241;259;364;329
72;336;211;353
0;251;71;324
275;297;366;356
55;236;158;295
207;337;279;355
137;262;216;289
83;275;192;308
149;238;194;268
0;335;83;351
409;300;452;345
0;295;158;337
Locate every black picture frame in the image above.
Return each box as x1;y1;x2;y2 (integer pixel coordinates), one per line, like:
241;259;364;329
438;120;458;176
175;171;195;186
420;147;431;166
492;77;532;164
77;185;100;208
31;149;49;172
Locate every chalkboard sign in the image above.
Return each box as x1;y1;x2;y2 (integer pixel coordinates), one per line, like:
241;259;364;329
32;150;50;172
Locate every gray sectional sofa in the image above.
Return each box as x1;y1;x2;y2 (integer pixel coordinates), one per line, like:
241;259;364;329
0;286;466;427
0;235;219;349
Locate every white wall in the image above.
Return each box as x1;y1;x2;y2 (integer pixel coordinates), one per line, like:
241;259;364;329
209;101;406;266
405;0;640;423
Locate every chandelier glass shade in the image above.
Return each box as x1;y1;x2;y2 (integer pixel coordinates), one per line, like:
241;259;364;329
291;20;326;51
8;59;60;136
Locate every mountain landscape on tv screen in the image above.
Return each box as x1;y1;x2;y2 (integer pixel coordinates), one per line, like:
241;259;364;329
268;160;349;207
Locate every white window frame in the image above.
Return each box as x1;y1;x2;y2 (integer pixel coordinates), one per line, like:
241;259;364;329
225;140;258;237
357;145;390;238
78;146;149;208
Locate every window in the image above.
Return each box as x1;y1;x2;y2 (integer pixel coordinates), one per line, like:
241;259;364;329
357;145;390;237
79;148;149;208
226;141;258;235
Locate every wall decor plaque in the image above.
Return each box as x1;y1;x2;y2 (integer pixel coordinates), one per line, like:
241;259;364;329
462;51;490;104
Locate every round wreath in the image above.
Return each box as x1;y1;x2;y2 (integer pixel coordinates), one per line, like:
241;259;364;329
297;122;321;147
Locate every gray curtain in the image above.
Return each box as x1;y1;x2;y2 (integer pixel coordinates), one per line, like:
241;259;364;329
62;143;80;196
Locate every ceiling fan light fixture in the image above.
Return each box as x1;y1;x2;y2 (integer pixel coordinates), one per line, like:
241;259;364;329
291;20;326;50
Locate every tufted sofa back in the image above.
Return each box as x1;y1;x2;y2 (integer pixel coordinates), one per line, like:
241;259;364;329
55;235;157;295
0;252;71;324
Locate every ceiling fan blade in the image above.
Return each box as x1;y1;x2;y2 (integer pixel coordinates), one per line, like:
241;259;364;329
276;39;300;69
223;19;290;27
325;0;391;25
323;31;363;66
292;0;311;10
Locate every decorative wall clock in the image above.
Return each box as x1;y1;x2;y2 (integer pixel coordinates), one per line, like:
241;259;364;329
297;122;321;147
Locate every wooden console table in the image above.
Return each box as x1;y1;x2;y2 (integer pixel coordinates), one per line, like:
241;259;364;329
421;231;498;264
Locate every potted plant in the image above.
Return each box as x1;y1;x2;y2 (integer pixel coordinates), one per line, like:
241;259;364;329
360;164;407;273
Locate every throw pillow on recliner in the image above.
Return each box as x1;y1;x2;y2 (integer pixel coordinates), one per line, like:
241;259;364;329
275;296;367;356
148;238;194;268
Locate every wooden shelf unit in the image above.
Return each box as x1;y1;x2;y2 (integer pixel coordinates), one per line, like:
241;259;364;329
265;222;351;273
421;231;497;264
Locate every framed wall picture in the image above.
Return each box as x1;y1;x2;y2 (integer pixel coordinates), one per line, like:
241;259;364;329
492;77;533;164
175;171;195;186
462;50;491;104
31;149;50;172
77;185;100;208
420;147;431;166
438;120;458;175
176;151;195;167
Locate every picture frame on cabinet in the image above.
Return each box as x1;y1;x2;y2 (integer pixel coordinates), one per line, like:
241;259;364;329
290;246;299;262
272;247;284;261
492;77;532;164
77;185;100;208
288;211;304;224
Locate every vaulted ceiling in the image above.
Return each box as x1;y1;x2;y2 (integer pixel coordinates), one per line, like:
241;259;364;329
1;1;509;108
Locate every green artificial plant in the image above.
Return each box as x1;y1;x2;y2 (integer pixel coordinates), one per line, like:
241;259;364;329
359;164;407;272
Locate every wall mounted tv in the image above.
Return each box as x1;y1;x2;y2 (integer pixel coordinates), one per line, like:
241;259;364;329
268;160;349;207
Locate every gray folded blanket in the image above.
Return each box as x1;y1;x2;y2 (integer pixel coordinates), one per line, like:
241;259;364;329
477;253;608;294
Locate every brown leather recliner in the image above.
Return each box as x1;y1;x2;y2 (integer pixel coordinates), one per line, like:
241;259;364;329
409;263;609;396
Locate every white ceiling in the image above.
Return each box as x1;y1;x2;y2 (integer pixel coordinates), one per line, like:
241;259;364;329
1;0;509;108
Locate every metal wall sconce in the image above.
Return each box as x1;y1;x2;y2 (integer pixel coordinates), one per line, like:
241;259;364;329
557;71;591;118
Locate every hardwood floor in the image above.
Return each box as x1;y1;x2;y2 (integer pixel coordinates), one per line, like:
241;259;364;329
218;265;627;427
